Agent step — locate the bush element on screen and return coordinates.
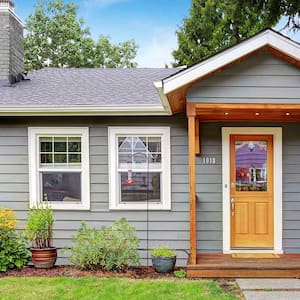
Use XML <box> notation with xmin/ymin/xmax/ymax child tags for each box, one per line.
<box><xmin>151</xmin><ymin>246</ymin><xmax>176</xmax><ymax>257</ymax></box>
<box><xmin>68</xmin><ymin>218</ymin><xmax>140</xmax><ymax>271</ymax></box>
<box><xmin>174</xmin><ymin>269</ymin><xmax>187</xmax><ymax>278</ymax></box>
<box><xmin>0</xmin><ymin>207</ymin><xmax>30</xmax><ymax>272</ymax></box>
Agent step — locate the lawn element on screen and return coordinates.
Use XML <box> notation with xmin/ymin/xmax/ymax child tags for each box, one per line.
<box><xmin>0</xmin><ymin>277</ymin><xmax>238</xmax><ymax>300</ymax></box>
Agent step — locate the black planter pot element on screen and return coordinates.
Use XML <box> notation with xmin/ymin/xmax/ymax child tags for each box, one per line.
<box><xmin>151</xmin><ymin>255</ymin><xmax>176</xmax><ymax>273</ymax></box>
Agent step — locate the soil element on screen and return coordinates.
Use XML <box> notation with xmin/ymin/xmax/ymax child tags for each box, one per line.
<box><xmin>0</xmin><ymin>266</ymin><xmax>243</xmax><ymax>298</ymax></box>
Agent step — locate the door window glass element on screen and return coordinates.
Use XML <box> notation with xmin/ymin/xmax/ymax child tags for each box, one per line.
<box><xmin>235</xmin><ymin>141</ymin><xmax>267</xmax><ymax>191</ymax></box>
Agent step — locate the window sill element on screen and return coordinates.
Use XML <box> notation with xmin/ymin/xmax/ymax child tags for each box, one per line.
<box><xmin>109</xmin><ymin>202</ymin><xmax>171</xmax><ymax>210</ymax></box>
<box><xmin>30</xmin><ymin>202</ymin><xmax>90</xmax><ymax>211</ymax></box>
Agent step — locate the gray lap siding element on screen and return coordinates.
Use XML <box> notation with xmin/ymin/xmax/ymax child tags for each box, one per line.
<box><xmin>1</xmin><ymin>116</ymin><xmax>300</xmax><ymax>265</ymax></box>
<box><xmin>0</xmin><ymin>115</ymin><xmax>190</xmax><ymax>265</ymax></box>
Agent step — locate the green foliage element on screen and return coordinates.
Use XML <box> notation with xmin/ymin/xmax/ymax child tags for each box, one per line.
<box><xmin>239</xmin><ymin>0</ymin><xmax>300</xmax><ymax>32</ymax></box>
<box><xmin>24</xmin><ymin>0</ymin><xmax>138</xmax><ymax>71</ymax></box>
<box><xmin>0</xmin><ymin>207</ymin><xmax>30</xmax><ymax>272</ymax></box>
<box><xmin>172</xmin><ymin>0</ymin><xmax>281</xmax><ymax>66</ymax></box>
<box><xmin>94</xmin><ymin>36</ymin><xmax>138</xmax><ymax>68</ymax></box>
<box><xmin>68</xmin><ymin>218</ymin><xmax>140</xmax><ymax>271</ymax></box>
<box><xmin>25</xmin><ymin>204</ymin><xmax>54</xmax><ymax>248</ymax></box>
<box><xmin>174</xmin><ymin>269</ymin><xmax>187</xmax><ymax>278</ymax></box>
<box><xmin>151</xmin><ymin>246</ymin><xmax>176</xmax><ymax>257</ymax></box>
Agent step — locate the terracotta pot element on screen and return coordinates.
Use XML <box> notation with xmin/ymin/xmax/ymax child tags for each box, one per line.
<box><xmin>31</xmin><ymin>247</ymin><xmax>57</xmax><ymax>269</ymax></box>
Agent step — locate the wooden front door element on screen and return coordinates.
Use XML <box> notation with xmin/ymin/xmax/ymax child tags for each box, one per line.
<box><xmin>230</xmin><ymin>135</ymin><xmax>274</xmax><ymax>248</ymax></box>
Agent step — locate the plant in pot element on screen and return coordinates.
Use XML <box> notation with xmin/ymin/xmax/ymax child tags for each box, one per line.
<box><xmin>25</xmin><ymin>203</ymin><xmax>57</xmax><ymax>268</ymax></box>
<box><xmin>151</xmin><ymin>246</ymin><xmax>176</xmax><ymax>273</ymax></box>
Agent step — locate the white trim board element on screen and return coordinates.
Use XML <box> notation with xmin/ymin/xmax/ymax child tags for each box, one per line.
<box><xmin>221</xmin><ymin>127</ymin><xmax>282</xmax><ymax>254</ymax></box>
<box><xmin>0</xmin><ymin>105</ymin><xmax>171</xmax><ymax>116</ymax></box>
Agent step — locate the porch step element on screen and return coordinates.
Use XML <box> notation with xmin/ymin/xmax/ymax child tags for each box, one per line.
<box><xmin>187</xmin><ymin>254</ymin><xmax>300</xmax><ymax>278</ymax></box>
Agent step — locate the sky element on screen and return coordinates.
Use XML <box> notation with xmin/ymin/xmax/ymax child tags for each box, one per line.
<box><xmin>13</xmin><ymin>0</ymin><xmax>300</xmax><ymax>68</ymax></box>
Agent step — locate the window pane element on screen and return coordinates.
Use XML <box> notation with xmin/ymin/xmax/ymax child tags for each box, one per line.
<box><xmin>40</xmin><ymin>137</ymin><xmax>52</xmax><ymax>152</ymax></box>
<box><xmin>119</xmin><ymin>137</ymin><xmax>132</xmax><ymax>152</ymax></box>
<box><xmin>148</xmin><ymin>137</ymin><xmax>161</xmax><ymax>152</ymax></box>
<box><xmin>120</xmin><ymin>172</ymin><xmax>160</xmax><ymax>203</ymax></box>
<box><xmin>119</xmin><ymin>153</ymin><xmax>132</xmax><ymax>168</ymax></box>
<box><xmin>133</xmin><ymin>137</ymin><xmax>146</xmax><ymax>151</ymax></box>
<box><xmin>69</xmin><ymin>154</ymin><xmax>81</xmax><ymax>163</ymax></box>
<box><xmin>149</xmin><ymin>153</ymin><xmax>161</xmax><ymax>164</ymax></box>
<box><xmin>68</xmin><ymin>137</ymin><xmax>81</xmax><ymax>152</ymax></box>
<box><xmin>54</xmin><ymin>137</ymin><xmax>67</xmax><ymax>152</ymax></box>
<box><xmin>42</xmin><ymin>172</ymin><xmax>81</xmax><ymax>202</ymax></box>
<box><xmin>40</xmin><ymin>154</ymin><xmax>52</xmax><ymax>164</ymax></box>
<box><xmin>54</xmin><ymin>154</ymin><xmax>67</xmax><ymax>163</ymax></box>
<box><xmin>235</xmin><ymin>141</ymin><xmax>267</xmax><ymax>191</ymax></box>
<box><xmin>133</xmin><ymin>152</ymin><xmax>147</xmax><ymax>165</ymax></box>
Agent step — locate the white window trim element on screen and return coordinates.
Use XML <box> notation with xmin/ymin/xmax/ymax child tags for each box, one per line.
<box><xmin>108</xmin><ymin>126</ymin><xmax>171</xmax><ymax>210</ymax></box>
<box><xmin>222</xmin><ymin>127</ymin><xmax>282</xmax><ymax>254</ymax></box>
<box><xmin>28</xmin><ymin>127</ymin><xmax>90</xmax><ymax>210</ymax></box>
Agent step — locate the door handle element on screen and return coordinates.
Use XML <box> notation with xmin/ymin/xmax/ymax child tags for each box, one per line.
<box><xmin>231</xmin><ymin>198</ymin><xmax>235</xmax><ymax>216</ymax></box>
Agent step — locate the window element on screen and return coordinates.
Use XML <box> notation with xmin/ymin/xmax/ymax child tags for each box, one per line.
<box><xmin>28</xmin><ymin>127</ymin><xmax>90</xmax><ymax>210</ymax></box>
<box><xmin>109</xmin><ymin>127</ymin><xmax>171</xmax><ymax>210</ymax></box>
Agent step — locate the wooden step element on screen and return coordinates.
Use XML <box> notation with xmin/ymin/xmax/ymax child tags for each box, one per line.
<box><xmin>187</xmin><ymin>254</ymin><xmax>300</xmax><ymax>278</ymax></box>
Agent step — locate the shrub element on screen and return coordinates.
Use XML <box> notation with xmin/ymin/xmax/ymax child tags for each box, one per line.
<box><xmin>0</xmin><ymin>207</ymin><xmax>30</xmax><ymax>272</ymax></box>
<box><xmin>25</xmin><ymin>203</ymin><xmax>54</xmax><ymax>248</ymax></box>
<box><xmin>174</xmin><ymin>269</ymin><xmax>187</xmax><ymax>278</ymax></box>
<box><xmin>151</xmin><ymin>246</ymin><xmax>176</xmax><ymax>257</ymax></box>
<box><xmin>68</xmin><ymin>218</ymin><xmax>140</xmax><ymax>271</ymax></box>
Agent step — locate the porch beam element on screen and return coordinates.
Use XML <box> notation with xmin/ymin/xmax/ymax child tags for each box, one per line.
<box><xmin>195</xmin><ymin>118</ymin><xmax>200</xmax><ymax>155</ymax></box>
<box><xmin>187</xmin><ymin>103</ymin><xmax>197</xmax><ymax>264</ymax></box>
<box><xmin>194</xmin><ymin>103</ymin><xmax>300</xmax><ymax>122</ymax></box>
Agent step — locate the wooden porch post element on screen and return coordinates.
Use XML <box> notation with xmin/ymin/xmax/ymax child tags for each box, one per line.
<box><xmin>187</xmin><ymin>103</ymin><xmax>197</xmax><ymax>265</ymax></box>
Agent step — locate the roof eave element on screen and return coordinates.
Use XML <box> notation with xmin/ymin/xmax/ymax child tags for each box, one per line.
<box><xmin>153</xmin><ymin>81</ymin><xmax>172</xmax><ymax>115</ymax></box>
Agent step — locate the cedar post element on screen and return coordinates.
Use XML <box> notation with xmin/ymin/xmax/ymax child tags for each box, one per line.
<box><xmin>187</xmin><ymin>103</ymin><xmax>197</xmax><ymax>264</ymax></box>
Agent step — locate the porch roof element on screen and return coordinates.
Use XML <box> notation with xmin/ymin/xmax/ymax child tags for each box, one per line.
<box><xmin>161</xmin><ymin>29</ymin><xmax>300</xmax><ymax>115</ymax></box>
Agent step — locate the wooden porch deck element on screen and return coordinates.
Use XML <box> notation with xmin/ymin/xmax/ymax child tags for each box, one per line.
<box><xmin>187</xmin><ymin>254</ymin><xmax>300</xmax><ymax>278</ymax></box>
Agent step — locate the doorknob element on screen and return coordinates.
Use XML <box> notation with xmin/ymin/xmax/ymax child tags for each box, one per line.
<box><xmin>231</xmin><ymin>198</ymin><xmax>235</xmax><ymax>216</ymax></box>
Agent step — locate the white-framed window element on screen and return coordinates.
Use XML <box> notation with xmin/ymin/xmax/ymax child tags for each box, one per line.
<box><xmin>108</xmin><ymin>127</ymin><xmax>171</xmax><ymax>210</ymax></box>
<box><xmin>28</xmin><ymin>127</ymin><xmax>90</xmax><ymax>210</ymax></box>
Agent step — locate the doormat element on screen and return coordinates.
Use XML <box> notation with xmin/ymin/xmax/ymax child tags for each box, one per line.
<box><xmin>232</xmin><ymin>253</ymin><xmax>280</xmax><ymax>258</ymax></box>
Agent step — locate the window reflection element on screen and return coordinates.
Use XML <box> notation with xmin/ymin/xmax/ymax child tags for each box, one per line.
<box><xmin>235</xmin><ymin>141</ymin><xmax>267</xmax><ymax>191</ymax></box>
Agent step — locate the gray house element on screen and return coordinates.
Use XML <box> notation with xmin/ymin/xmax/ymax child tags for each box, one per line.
<box><xmin>2</xmin><ymin>1</ymin><xmax>300</xmax><ymax>277</ymax></box>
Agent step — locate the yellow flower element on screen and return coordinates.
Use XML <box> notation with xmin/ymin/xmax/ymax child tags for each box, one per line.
<box><xmin>0</xmin><ymin>206</ymin><xmax>18</xmax><ymax>230</ymax></box>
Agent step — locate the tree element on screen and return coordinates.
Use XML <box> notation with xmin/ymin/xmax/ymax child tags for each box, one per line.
<box><xmin>24</xmin><ymin>0</ymin><xmax>138</xmax><ymax>71</ymax></box>
<box><xmin>239</xmin><ymin>0</ymin><xmax>300</xmax><ymax>31</ymax></box>
<box><xmin>172</xmin><ymin>0</ymin><xmax>298</xmax><ymax>66</ymax></box>
<box><xmin>94</xmin><ymin>36</ymin><xmax>138</xmax><ymax>68</ymax></box>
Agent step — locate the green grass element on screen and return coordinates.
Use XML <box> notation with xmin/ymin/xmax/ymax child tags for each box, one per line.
<box><xmin>0</xmin><ymin>277</ymin><xmax>238</xmax><ymax>300</ymax></box>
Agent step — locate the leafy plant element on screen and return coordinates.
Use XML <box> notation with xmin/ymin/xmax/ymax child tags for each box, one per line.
<box><xmin>174</xmin><ymin>269</ymin><xmax>187</xmax><ymax>278</ymax></box>
<box><xmin>25</xmin><ymin>203</ymin><xmax>54</xmax><ymax>248</ymax></box>
<box><xmin>0</xmin><ymin>207</ymin><xmax>30</xmax><ymax>272</ymax></box>
<box><xmin>151</xmin><ymin>246</ymin><xmax>176</xmax><ymax>257</ymax></box>
<box><xmin>68</xmin><ymin>218</ymin><xmax>140</xmax><ymax>271</ymax></box>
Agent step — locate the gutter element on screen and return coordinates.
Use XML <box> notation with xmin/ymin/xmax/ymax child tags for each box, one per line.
<box><xmin>0</xmin><ymin>105</ymin><xmax>171</xmax><ymax>116</ymax></box>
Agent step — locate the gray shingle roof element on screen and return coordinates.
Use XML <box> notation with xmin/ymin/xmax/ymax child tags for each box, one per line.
<box><xmin>0</xmin><ymin>68</ymin><xmax>180</xmax><ymax>107</ymax></box>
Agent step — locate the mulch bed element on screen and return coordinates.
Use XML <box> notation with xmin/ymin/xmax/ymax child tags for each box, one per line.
<box><xmin>0</xmin><ymin>265</ymin><xmax>243</xmax><ymax>298</ymax></box>
<box><xmin>1</xmin><ymin>265</ymin><xmax>176</xmax><ymax>279</ymax></box>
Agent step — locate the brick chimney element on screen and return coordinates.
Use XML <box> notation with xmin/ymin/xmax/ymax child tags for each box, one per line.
<box><xmin>0</xmin><ymin>0</ymin><xmax>24</xmax><ymax>82</ymax></box>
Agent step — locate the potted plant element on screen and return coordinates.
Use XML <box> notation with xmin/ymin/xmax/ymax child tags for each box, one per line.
<box><xmin>25</xmin><ymin>203</ymin><xmax>57</xmax><ymax>268</ymax></box>
<box><xmin>151</xmin><ymin>246</ymin><xmax>176</xmax><ymax>273</ymax></box>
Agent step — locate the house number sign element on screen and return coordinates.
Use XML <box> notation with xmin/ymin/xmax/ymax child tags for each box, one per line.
<box><xmin>200</xmin><ymin>157</ymin><xmax>216</xmax><ymax>164</ymax></box>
